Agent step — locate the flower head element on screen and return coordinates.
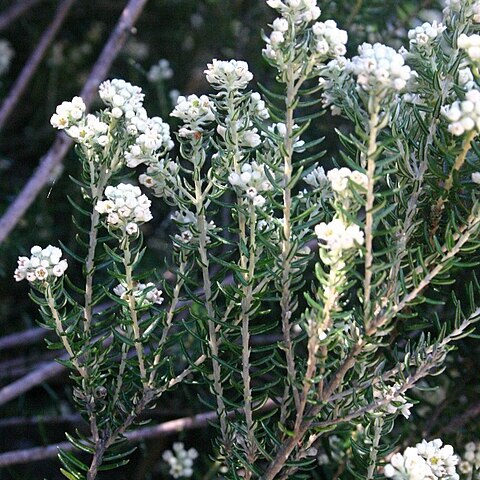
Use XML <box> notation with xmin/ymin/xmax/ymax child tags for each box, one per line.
<box><xmin>14</xmin><ymin>246</ymin><xmax>68</xmax><ymax>283</ymax></box>
<box><xmin>205</xmin><ymin>59</ymin><xmax>253</xmax><ymax>91</ymax></box>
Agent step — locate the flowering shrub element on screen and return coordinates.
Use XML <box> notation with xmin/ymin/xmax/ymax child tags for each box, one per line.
<box><xmin>13</xmin><ymin>0</ymin><xmax>480</xmax><ymax>478</ymax></box>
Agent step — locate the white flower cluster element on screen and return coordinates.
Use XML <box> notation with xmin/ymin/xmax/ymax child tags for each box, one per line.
<box><xmin>304</xmin><ymin>165</ymin><xmax>328</xmax><ymax>189</ymax></box>
<box><xmin>98</xmin><ymin>78</ymin><xmax>144</xmax><ymax>117</ymax></box>
<box><xmin>50</xmin><ymin>96</ymin><xmax>87</xmax><ymax>130</ymax></box>
<box><xmin>385</xmin><ymin>439</ymin><xmax>459</xmax><ymax>480</ymax></box>
<box><xmin>458</xmin><ymin>66</ymin><xmax>476</xmax><ymax>91</ymax></box>
<box><xmin>315</xmin><ymin>218</ymin><xmax>364</xmax><ymax>257</ymax></box>
<box><xmin>327</xmin><ymin>167</ymin><xmax>368</xmax><ymax>198</ymax></box>
<box><xmin>205</xmin><ymin>59</ymin><xmax>253</xmax><ymax>91</ymax></box>
<box><xmin>162</xmin><ymin>442</ymin><xmax>198</xmax><ymax>479</ymax></box>
<box><xmin>139</xmin><ymin>159</ymin><xmax>180</xmax><ymax>198</ymax></box>
<box><xmin>408</xmin><ymin>22</ymin><xmax>446</xmax><ymax>48</ymax></box>
<box><xmin>311</xmin><ymin>20</ymin><xmax>348</xmax><ymax>58</ymax></box>
<box><xmin>458</xmin><ymin>33</ymin><xmax>480</xmax><ymax>63</ymax></box>
<box><xmin>347</xmin><ymin>43</ymin><xmax>413</xmax><ymax>94</ymax></box>
<box><xmin>51</xmin><ymin>80</ymin><xmax>173</xmax><ymax>162</ymax></box>
<box><xmin>442</xmin><ymin>89</ymin><xmax>480</xmax><ymax>136</ymax></box>
<box><xmin>172</xmin><ymin>210</ymin><xmax>197</xmax><ymax>244</ymax></box>
<box><xmin>373</xmin><ymin>383</ymin><xmax>413</xmax><ymax>419</ymax></box>
<box><xmin>458</xmin><ymin>441</ymin><xmax>480</xmax><ymax>477</ymax></box>
<box><xmin>170</xmin><ymin>94</ymin><xmax>215</xmax><ymax>137</ymax></box>
<box><xmin>113</xmin><ymin>281</ymin><xmax>164</xmax><ymax>307</ymax></box>
<box><xmin>318</xmin><ymin>56</ymin><xmax>348</xmax><ymax>116</ymax></box>
<box><xmin>14</xmin><ymin>246</ymin><xmax>68</xmax><ymax>283</ymax></box>
<box><xmin>0</xmin><ymin>39</ymin><xmax>14</xmax><ymax>76</ymax></box>
<box><xmin>95</xmin><ymin>183</ymin><xmax>152</xmax><ymax>235</ymax></box>
<box><xmin>147</xmin><ymin>59</ymin><xmax>174</xmax><ymax>82</ymax></box>
<box><xmin>124</xmin><ymin>116</ymin><xmax>173</xmax><ymax>167</ymax></box>
<box><xmin>266</xmin><ymin>0</ymin><xmax>321</xmax><ymax>24</ymax></box>
<box><xmin>251</xmin><ymin>92</ymin><xmax>270</xmax><ymax>120</ymax></box>
<box><xmin>228</xmin><ymin>161</ymin><xmax>273</xmax><ymax>207</ymax></box>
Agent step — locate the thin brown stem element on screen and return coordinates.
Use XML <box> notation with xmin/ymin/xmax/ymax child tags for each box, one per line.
<box><xmin>0</xmin><ymin>0</ymin><xmax>76</xmax><ymax>131</ymax></box>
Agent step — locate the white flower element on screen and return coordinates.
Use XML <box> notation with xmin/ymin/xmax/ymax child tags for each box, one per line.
<box><xmin>0</xmin><ymin>40</ymin><xmax>14</xmax><ymax>76</ymax></box>
<box><xmin>95</xmin><ymin>183</ymin><xmax>152</xmax><ymax>233</ymax></box>
<box><xmin>347</xmin><ymin>43</ymin><xmax>413</xmax><ymax>95</ymax></box>
<box><xmin>147</xmin><ymin>59</ymin><xmax>174</xmax><ymax>82</ymax></box>
<box><xmin>114</xmin><ymin>281</ymin><xmax>164</xmax><ymax>307</ymax></box>
<box><xmin>408</xmin><ymin>22</ymin><xmax>445</xmax><ymax>48</ymax></box>
<box><xmin>171</xmin><ymin>94</ymin><xmax>215</xmax><ymax>136</ymax></box>
<box><xmin>315</xmin><ymin>218</ymin><xmax>364</xmax><ymax>255</ymax></box>
<box><xmin>14</xmin><ymin>246</ymin><xmax>68</xmax><ymax>283</ymax></box>
<box><xmin>204</xmin><ymin>59</ymin><xmax>253</xmax><ymax>91</ymax></box>
<box><xmin>326</xmin><ymin>167</ymin><xmax>368</xmax><ymax>199</ymax></box>
<box><xmin>385</xmin><ymin>439</ymin><xmax>459</xmax><ymax>480</ymax></box>
<box><xmin>162</xmin><ymin>443</ymin><xmax>198</xmax><ymax>479</ymax></box>
<box><xmin>311</xmin><ymin>20</ymin><xmax>348</xmax><ymax>58</ymax></box>
<box><xmin>442</xmin><ymin>89</ymin><xmax>480</xmax><ymax>136</ymax></box>
<box><xmin>373</xmin><ymin>383</ymin><xmax>414</xmax><ymax>419</ymax></box>
<box><xmin>228</xmin><ymin>161</ymin><xmax>273</xmax><ymax>207</ymax></box>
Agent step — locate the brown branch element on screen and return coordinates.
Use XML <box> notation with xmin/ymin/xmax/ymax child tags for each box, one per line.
<box><xmin>0</xmin><ymin>400</ymin><xmax>277</xmax><ymax>467</ymax></box>
<box><xmin>0</xmin><ymin>0</ymin><xmax>45</xmax><ymax>32</ymax></box>
<box><xmin>0</xmin><ymin>0</ymin><xmax>76</xmax><ymax>131</ymax></box>
<box><xmin>0</xmin><ymin>0</ymin><xmax>150</xmax><ymax>245</ymax></box>
<box><xmin>0</xmin><ymin>327</ymin><xmax>45</xmax><ymax>351</ymax></box>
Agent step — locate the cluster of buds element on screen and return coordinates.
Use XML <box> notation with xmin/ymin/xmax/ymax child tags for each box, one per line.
<box><xmin>95</xmin><ymin>183</ymin><xmax>153</xmax><ymax>236</ymax></box>
<box><xmin>347</xmin><ymin>43</ymin><xmax>413</xmax><ymax>95</ymax></box>
<box><xmin>442</xmin><ymin>89</ymin><xmax>480</xmax><ymax>136</ymax></box>
<box><xmin>458</xmin><ymin>441</ymin><xmax>480</xmax><ymax>477</ymax></box>
<box><xmin>14</xmin><ymin>246</ymin><xmax>68</xmax><ymax>283</ymax></box>
<box><xmin>458</xmin><ymin>33</ymin><xmax>480</xmax><ymax>62</ymax></box>
<box><xmin>204</xmin><ymin>59</ymin><xmax>253</xmax><ymax>92</ymax></box>
<box><xmin>311</xmin><ymin>20</ymin><xmax>348</xmax><ymax>58</ymax></box>
<box><xmin>170</xmin><ymin>94</ymin><xmax>215</xmax><ymax>137</ymax></box>
<box><xmin>266</xmin><ymin>0</ymin><xmax>321</xmax><ymax>24</ymax></box>
<box><xmin>162</xmin><ymin>442</ymin><xmax>198</xmax><ymax>479</ymax></box>
<box><xmin>113</xmin><ymin>281</ymin><xmax>164</xmax><ymax>307</ymax></box>
<box><xmin>51</xmin><ymin>80</ymin><xmax>173</xmax><ymax>164</ymax></box>
<box><xmin>384</xmin><ymin>439</ymin><xmax>459</xmax><ymax>480</ymax></box>
<box><xmin>147</xmin><ymin>59</ymin><xmax>174</xmax><ymax>82</ymax></box>
<box><xmin>408</xmin><ymin>21</ymin><xmax>446</xmax><ymax>48</ymax></box>
<box><xmin>228</xmin><ymin>161</ymin><xmax>273</xmax><ymax>207</ymax></box>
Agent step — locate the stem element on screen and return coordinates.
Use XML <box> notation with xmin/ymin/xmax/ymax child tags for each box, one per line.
<box><xmin>192</xmin><ymin>141</ymin><xmax>230</xmax><ymax>449</ymax></box>
<box><xmin>366</xmin><ymin>417</ymin><xmax>384</xmax><ymax>480</ymax></box>
<box><xmin>149</xmin><ymin>261</ymin><xmax>187</xmax><ymax>386</ymax></box>
<box><xmin>241</xmin><ymin>203</ymin><xmax>257</xmax><ymax>475</ymax></box>
<box><xmin>280</xmin><ymin>65</ymin><xmax>301</xmax><ymax>413</ymax></box>
<box><xmin>430</xmin><ymin>131</ymin><xmax>476</xmax><ymax>239</ymax></box>
<box><xmin>45</xmin><ymin>285</ymin><xmax>87</xmax><ymax>379</ymax></box>
<box><xmin>363</xmin><ymin>103</ymin><xmax>381</xmax><ymax>329</ymax></box>
<box><xmin>122</xmin><ymin>240</ymin><xmax>147</xmax><ymax>384</ymax></box>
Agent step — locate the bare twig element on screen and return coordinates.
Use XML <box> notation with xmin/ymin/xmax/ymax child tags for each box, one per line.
<box><xmin>0</xmin><ymin>400</ymin><xmax>277</xmax><ymax>468</ymax></box>
<box><xmin>0</xmin><ymin>327</ymin><xmax>45</xmax><ymax>351</ymax></box>
<box><xmin>0</xmin><ymin>0</ymin><xmax>150</xmax><ymax>245</ymax></box>
<box><xmin>0</xmin><ymin>0</ymin><xmax>76</xmax><ymax>131</ymax></box>
<box><xmin>0</xmin><ymin>0</ymin><xmax>44</xmax><ymax>32</ymax></box>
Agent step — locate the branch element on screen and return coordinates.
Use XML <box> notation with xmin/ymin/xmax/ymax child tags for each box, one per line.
<box><xmin>0</xmin><ymin>0</ymin><xmax>150</xmax><ymax>245</ymax></box>
<box><xmin>0</xmin><ymin>0</ymin><xmax>44</xmax><ymax>32</ymax></box>
<box><xmin>0</xmin><ymin>400</ymin><xmax>277</xmax><ymax>468</ymax></box>
<box><xmin>0</xmin><ymin>0</ymin><xmax>76</xmax><ymax>131</ymax></box>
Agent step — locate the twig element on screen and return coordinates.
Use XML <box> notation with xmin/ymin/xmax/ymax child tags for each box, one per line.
<box><xmin>0</xmin><ymin>327</ymin><xmax>45</xmax><ymax>351</ymax></box>
<box><xmin>0</xmin><ymin>0</ymin><xmax>44</xmax><ymax>32</ymax></box>
<box><xmin>0</xmin><ymin>0</ymin><xmax>76</xmax><ymax>131</ymax></box>
<box><xmin>0</xmin><ymin>399</ymin><xmax>277</xmax><ymax>468</ymax></box>
<box><xmin>0</xmin><ymin>0</ymin><xmax>150</xmax><ymax>245</ymax></box>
